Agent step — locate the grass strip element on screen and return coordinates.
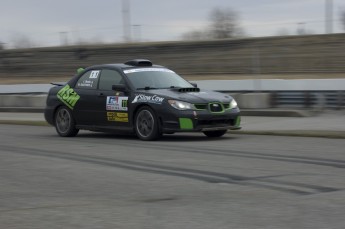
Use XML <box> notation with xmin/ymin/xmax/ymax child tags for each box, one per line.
<box><xmin>0</xmin><ymin>120</ymin><xmax>49</xmax><ymax>126</ymax></box>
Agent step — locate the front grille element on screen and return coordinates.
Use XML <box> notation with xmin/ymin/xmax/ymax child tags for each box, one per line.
<box><xmin>194</xmin><ymin>104</ymin><xmax>208</xmax><ymax>110</ymax></box>
<box><xmin>223</xmin><ymin>103</ymin><xmax>230</xmax><ymax>109</ymax></box>
<box><xmin>209</xmin><ymin>103</ymin><xmax>223</xmax><ymax>112</ymax></box>
<box><xmin>194</xmin><ymin>103</ymin><xmax>229</xmax><ymax>111</ymax></box>
<box><xmin>198</xmin><ymin>119</ymin><xmax>234</xmax><ymax>126</ymax></box>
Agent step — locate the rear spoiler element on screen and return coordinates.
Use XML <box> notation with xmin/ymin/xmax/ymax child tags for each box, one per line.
<box><xmin>51</xmin><ymin>82</ymin><xmax>66</xmax><ymax>86</ymax></box>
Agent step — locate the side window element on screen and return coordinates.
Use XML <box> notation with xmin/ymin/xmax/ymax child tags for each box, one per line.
<box><xmin>75</xmin><ymin>70</ymin><xmax>100</xmax><ymax>89</ymax></box>
<box><xmin>99</xmin><ymin>69</ymin><xmax>124</xmax><ymax>91</ymax></box>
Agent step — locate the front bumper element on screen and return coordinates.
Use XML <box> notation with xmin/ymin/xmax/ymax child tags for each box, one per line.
<box><xmin>160</xmin><ymin>107</ymin><xmax>241</xmax><ymax>133</ymax></box>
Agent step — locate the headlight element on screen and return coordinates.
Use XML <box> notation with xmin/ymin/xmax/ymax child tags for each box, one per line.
<box><xmin>168</xmin><ymin>100</ymin><xmax>195</xmax><ymax>110</ymax></box>
<box><xmin>229</xmin><ymin>99</ymin><xmax>238</xmax><ymax>109</ymax></box>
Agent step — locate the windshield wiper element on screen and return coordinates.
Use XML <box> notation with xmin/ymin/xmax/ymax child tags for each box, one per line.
<box><xmin>136</xmin><ymin>86</ymin><xmax>158</xmax><ymax>90</ymax></box>
<box><xmin>157</xmin><ymin>86</ymin><xmax>181</xmax><ymax>89</ymax></box>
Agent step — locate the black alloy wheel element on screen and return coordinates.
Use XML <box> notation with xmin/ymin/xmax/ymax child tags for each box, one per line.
<box><xmin>55</xmin><ymin>106</ymin><xmax>79</xmax><ymax>137</ymax></box>
<box><xmin>134</xmin><ymin>106</ymin><xmax>161</xmax><ymax>140</ymax></box>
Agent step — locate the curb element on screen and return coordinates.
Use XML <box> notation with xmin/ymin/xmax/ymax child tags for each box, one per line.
<box><xmin>0</xmin><ymin>120</ymin><xmax>49</xmax><ymax>126</ymax></box>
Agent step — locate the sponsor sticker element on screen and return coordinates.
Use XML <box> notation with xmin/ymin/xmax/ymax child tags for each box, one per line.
<box><xmin>107</xmin><ymin>112</ymin><xmax>128</xmax><ymax>122</ymax></box>
<box><xmin>106</xmin><ymin>96</ymin><xmax>128</xmax><ymax>111</ymax></box>
<box><xmin>132</xmin><ymin>94</ymin><xmax>164</xmax><ymax>104</ymax></box>
<box><xmin>124</xmin><ymin>68</ymin><xmax>174</xmax><ymax>74</ymax></box>
<box><xmin>77</xmin><ymin>79</ymin><xmax>95</xmax><ymax>88</ymax></box>
<box><xmin>57</xmin><ymin>85</ymin><xmax>80</xmax><ymax>109</ymax></box>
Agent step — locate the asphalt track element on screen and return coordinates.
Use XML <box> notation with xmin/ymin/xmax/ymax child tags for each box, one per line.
<box><xmin>1</xmin><ymin>125</ymin><xmax>345</xmax><ymax>229</ymax></box>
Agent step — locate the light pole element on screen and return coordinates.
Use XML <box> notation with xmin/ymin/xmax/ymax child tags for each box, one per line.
<box><xmin>122</xmin><ymin>0</ymin><xmax>131</xmax><ymax>42</ymax></box>
<box><xmin>297</xmin><ymin>22</ymin><xmax>306</xmax><ymax>35</ymax></box>
<box><xmin>132</xmin><ymin>25</ymin><xmax>142</xmax><ymax>42</ymax></box>
<box><xmin>59</xmin><ymin>32</ymin><xmax>68</xmax><ymax>46</ymax></box>
<box><xmin>325</xmin><ymin>0</ymin><xmax>333</xmax><ymax>34</ymax></box>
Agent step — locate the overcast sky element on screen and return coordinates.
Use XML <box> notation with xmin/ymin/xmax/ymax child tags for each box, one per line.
<box><xmin>1</xmin><ymin>0</ymin><xmax>344</xmax><ymax>48</ymax></box>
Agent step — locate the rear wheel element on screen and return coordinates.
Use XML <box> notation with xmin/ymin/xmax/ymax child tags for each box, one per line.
<box><xmin>134</xmin><ymin>106</ymin><xmax>161</xmax><ymax>141</ymax></box>
<box><xmin>203</xmin><ymin>130</ymin><xmax>227</xmax><ymax>138</ymax></box>
<box><xmin>55</xmin><ymin>106</ymin><xmax>79</xmax><ymax>137</ymax></box>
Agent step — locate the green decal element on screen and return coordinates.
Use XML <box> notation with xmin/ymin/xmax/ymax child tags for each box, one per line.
<box><xmin>77</xmin><ymin>68</ymin><xmax>85</xmax><ymax>74</ymax></box>
<box><xmin>179</xmin><ymin>118</ymin><xmax>194</xmax><ymax>130</ymax></box>
<box><xmin>235</xmin><ymin>116</ymin><xmax>241</xmax><ymax>127</ymax></box>
<box><xmin>57</xmin><ymin>85</ymin><xmax>80</xmax><ymax>109</ymax></box>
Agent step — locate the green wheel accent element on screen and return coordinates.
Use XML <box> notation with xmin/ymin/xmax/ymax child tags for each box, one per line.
<box><xmin>179</xmin><ymin>118</ymin><xmax>194</xmax><ymax>129</ymax></box>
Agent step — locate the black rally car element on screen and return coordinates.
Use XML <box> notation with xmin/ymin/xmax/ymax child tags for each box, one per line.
<box><xmin>45</xmin><ymin>59</ymin><xmax>241</xmax><ymax>140</ymax></box>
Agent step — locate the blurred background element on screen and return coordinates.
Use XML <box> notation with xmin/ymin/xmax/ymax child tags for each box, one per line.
<box><xmin>1</xmin><ymin>0</ymin><xmax>345</xmax><ymax>48</ymax></box>
<box><xmin>0</xmin><ymin>1</ymin><xmax>345</xmax><ymax>111</ymax></box>
<box><xmin>1</xmin><ymin>0</ymin><xmax>345</xmax><ymax>81</ymax></box>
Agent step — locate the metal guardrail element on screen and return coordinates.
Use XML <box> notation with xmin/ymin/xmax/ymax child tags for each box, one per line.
<box><xmin>0</xmin><ymin>83</ymin><xmax>344</xmax><ymax>110</ymax></box>
<box><xmin>195</xmin><ymin>79</ymin><xmax>345</xmax><ymax>110</ymax></box>
<box><xmin>255</xmin><ymin>91</ymin><xmax>344</xmax><ymax>109</ymax></box>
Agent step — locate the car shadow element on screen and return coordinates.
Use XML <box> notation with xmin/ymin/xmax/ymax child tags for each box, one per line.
<box><xmin>75</xmin><ymin>131</ymin><xmax>239</xmax><ymax>142</ymax></box>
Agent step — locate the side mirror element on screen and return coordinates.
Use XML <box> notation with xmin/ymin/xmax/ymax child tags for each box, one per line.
<box><xmin>112</xmin><ymin>84</ymin><xmax>127</xmax><ymax>91</ymax></box>
<box><xmin>190</xmin><ymin>82</ymin><xmax>198</xmax><ymax>88</ymax></box>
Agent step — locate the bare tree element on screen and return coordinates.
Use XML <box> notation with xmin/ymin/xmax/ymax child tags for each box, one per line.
<box><xmin>182</xmin><ymin>7</ymin><xmax>242</xmax><ymax>41</ymax></box>
<box><xmin>11</xmin><ymin>33</ymin><xmax>35</xmax><ymax>49</ymax></box>
<box><xmin>209</xmin><ymin>7</ymin><xmax>240</xmax><ymax>39</ymax></box>
<box><xmin>182</xmin><ymin>30</ymin><xmax>210</xmax><ymax>41</ymax></box>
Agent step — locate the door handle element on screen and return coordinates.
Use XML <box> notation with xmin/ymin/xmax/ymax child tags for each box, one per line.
<box><xmin>98</xmin><ymin>93</ymin><xmax>105</xmax><ymax>97</ymax></box>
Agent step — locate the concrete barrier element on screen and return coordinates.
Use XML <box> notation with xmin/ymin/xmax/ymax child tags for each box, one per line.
<box><xmin>0</xmin><ymin>93</ymin><xmax>273</xmax><ymax>110</ymax></box>
<box><xmin>0</xmin><ymin>93</ymin><xmax>313</xmax><ymax>116</ymax></box>
<box><xmin>235</xmin><ymin>93</ymin><xmax>272</xmax><ymax>109</ymax></box>
<box><xmin>1</xmin><ymin>34</ymin><xmax>345</xmax><ymax>79</ymax></box>
<box><xmin>0</xmin><ymin>94</ymin><xmax>46</xmax><ymax>108</ymax></box>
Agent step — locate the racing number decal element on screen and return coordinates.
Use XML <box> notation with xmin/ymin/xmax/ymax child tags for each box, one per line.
<box><xmin>57</xmin><ymin>85</ymin><xmax>80</xmax><ymax>109</ymax></box>
<box><xmin>89</xmin><ymin>70</ymin><xmax>100</xmax><ymax>79</ymax></box>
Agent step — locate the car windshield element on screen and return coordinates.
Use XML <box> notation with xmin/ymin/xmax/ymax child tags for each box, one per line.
<box><xmin>123</xmin><ymin>68</ymin><xmax>192</xmax><ymax>89</ymax></box>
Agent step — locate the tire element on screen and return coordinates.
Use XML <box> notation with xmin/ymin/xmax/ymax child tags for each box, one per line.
<box><xmin>54</xmin><ymin>106</ymin><xmax>79</xmax><ymax>137</ymax></box>
<box><xmin>134</xmin><ymin>106</ymin><xmax>161</xmax><ymax>141</ymax></box>
<box><xmin>203</xmin><ymin>130</ymin><xmax>227</xmax><ymax>138</ymax></box>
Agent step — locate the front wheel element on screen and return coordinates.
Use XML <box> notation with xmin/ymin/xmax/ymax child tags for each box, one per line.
<box><xmin>134</xmin><ymin>106</ymin><xmax>161</xmax><ymax>141</ymax></box>
<box><xmin>203</xmin><ymin>130</ymin><xmax>227</xmax><ymax>138</ymax></box>
<box><xmin>54</xmin><ymin>106</ymin><xmax>79</xmax><ymax>137</ymax></box>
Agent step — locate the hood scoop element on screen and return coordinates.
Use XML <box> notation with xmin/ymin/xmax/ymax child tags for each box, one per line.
<box><xmin>177</xmin><ymin>87</ymin><xmax>200</xmax><ymax>93</ymax></box>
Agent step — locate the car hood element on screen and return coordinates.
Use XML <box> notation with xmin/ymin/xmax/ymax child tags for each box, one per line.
<box><xmin>135</xmin><ymin>88</ymin><xmax>232</xmax><ymax>104</ymax></box>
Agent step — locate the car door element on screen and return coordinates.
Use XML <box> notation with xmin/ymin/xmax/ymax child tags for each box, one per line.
<box><xmin>95</xmin><ymin>68</ymin><xmax>131</xmax><ymax>127</ymax></box>
<box><xmin>72</xmin><ymin>69</ymin><xmax>101</xmax><ymax>126</ymax></box>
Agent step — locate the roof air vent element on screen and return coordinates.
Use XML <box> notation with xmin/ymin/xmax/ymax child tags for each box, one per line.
<box><xmin>125</xmin><ymin>59</ymin><xmax>152</xmax><ymax>67</ymax></box>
